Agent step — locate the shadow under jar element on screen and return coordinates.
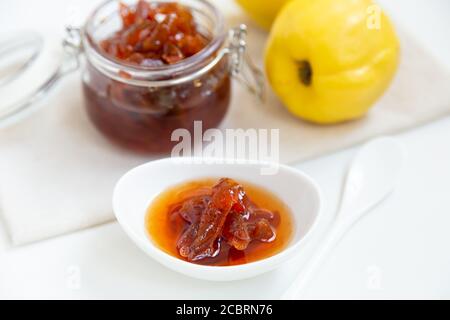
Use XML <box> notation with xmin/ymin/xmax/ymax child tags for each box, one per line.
<box><xmin>81</xmin><ymin>0</ymin><xmax>238</xmax><ymax>154</ymax></box>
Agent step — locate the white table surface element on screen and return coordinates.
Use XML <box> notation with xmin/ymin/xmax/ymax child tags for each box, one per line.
<box><xmin>1</xmin><ymin>0</ymin><xmax>450</xmax><ymax>299</ymax></box>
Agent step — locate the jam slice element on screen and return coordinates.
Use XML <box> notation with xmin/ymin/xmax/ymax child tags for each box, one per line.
<box><xmin>100</xmin><ymin>0</ymin><xmax>208</xmax><ymax>65</ymax></box>
<box><xmin>172</xmin><ymin>178</ymin><xmax>278</xmax><ymax>262</ymax></box>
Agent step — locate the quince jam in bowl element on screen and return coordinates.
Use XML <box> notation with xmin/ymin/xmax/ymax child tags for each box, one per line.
<box><xmin>81</xmin><ymin>0</ymin><xmax>230</xmax><ymax>153</ymax></box>
<box><xmin>146</xmin><ymin>177</ymin><xmax>294</xmax><ymax>266</ymax></box>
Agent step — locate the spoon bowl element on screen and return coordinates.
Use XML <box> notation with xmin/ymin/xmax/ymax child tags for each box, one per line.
<box><xmin>340</xmin><ymin>137</ymin><xmax>405</xmax><ymax>216</ymax></box>
<box><xmin>113</xmin><ymin>157</ymin><xmax>322</xmax><ymax>281</ymax></box>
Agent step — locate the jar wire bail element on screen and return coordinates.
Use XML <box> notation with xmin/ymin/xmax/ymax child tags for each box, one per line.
<box><xmin>228</xmin><ymin>24</ymin><xmax>265</xmax><ymax>101</ymax></box>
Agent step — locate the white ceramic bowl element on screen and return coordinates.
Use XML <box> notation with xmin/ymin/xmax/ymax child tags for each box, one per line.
<box><xmin>113</xmin><ymin>158</ymin><xmax>322</xmax><ymax>281</ymax></box>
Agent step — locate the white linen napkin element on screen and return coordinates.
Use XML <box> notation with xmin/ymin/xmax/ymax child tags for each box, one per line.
<box><xmin>1</xmin><ymin>16</ymin><xmax>450</xmax><ymax>244</ymax></box>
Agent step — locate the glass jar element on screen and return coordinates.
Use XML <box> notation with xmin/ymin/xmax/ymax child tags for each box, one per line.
<box><xmin>78</xmin><ymin>0</ymin><xmax>262</xmax><ymax>154</ymax></box>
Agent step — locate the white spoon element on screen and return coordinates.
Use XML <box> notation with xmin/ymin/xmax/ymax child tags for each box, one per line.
<box><xmin>282</xmin><ymin>137</ymin><xmax>405</xmax><ymax>299</ymax></box>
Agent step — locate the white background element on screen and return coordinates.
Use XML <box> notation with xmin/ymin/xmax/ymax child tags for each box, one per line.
<box><xmin>0</xmin><ymin>0</ymin><xmax>450</xmax><ymax>299</ymax></box>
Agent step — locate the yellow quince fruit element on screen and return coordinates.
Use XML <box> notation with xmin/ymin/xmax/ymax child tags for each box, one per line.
<box><xmin>235</xmin><ymin>0</ymin><xmax>291</xmax><ymax>30</ymax></box>
<box><xmin>265</xmin><ymin>0</ymin><xmax>400</xmax><ymax>124</ymax></box>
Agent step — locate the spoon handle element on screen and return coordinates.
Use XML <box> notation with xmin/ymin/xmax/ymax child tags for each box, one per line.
<box><xmin>281</xmin><ymin>217</ymin><xmax>354</xmax><ymax>299</ymax></box>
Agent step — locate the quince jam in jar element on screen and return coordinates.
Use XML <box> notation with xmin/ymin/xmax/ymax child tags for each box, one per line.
<box><xmin>82</xmin><ymin>0</ymin><xmax>231</xmax><ymax>153</ymax></box>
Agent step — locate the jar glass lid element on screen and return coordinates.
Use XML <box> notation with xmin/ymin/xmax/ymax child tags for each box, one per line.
<box><xmin>0</xmin><ymin>30</ymin><xmax>79</xmax><ymax>129</ymax></box>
